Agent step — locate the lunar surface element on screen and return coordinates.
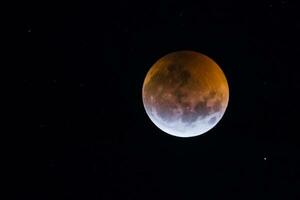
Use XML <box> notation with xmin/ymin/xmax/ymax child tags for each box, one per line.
<box><xmin>142</xmin><ymin>51</ymin><xmax>229</xmax><ymax>137</ymax></box>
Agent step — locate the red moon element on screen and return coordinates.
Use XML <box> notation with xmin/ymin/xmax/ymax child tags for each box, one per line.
<box><xmin>142</xmin><ymin>51</ymin><xmax>229</xmax><ymax>137</ymax></box>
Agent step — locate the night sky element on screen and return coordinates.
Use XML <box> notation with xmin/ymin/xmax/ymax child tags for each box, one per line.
<box><xmin>18</xmin><ymin>0</ymin><xmax>300</xmax><ymax>199</ymax></box>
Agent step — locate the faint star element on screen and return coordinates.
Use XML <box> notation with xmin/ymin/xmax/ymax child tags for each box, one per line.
<box><xmin>281</xmin><ymin>0</ymin><xmax>288</xmax><ymax>7</ymax></box>
<box><xmin>123</xmin><ymin>27</ymin><xmax>129</xmax><ymax>33</ymax></box>
<box><xmin>264</xmin><ymin>157</ymin><xmax>267</xmax><ymax>160</ymax></box>
<box><xmin>28</xmin><ymin>29</ymin><xmax>31</xmax><ymax>33</ymax></box>
<box><xmin>40</xmin><ymin>124</ymin><xmax>47</xmax><ymax>128</ymax></box>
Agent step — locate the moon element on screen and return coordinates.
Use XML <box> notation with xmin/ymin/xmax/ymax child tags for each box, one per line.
<box><xmin>142</xmin><ymin>50</ymin><xmax>229</xmax><ymax>137</ymax></box>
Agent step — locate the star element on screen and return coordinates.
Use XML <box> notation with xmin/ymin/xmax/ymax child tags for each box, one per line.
<box><xmin>40</xmin><ymin>124</ymin><xmax>47</xmax><ymax>128</ymax></box>
<box><xmin>264</xmin><ymin>157</ymin><xmax>267</xmax><ymax>161</ymax></box>
<box><xmin>123</xmin><ymin>27</ymin><xmax>129</xmax><ymax>33</ymax></box>
<box><xmin>281</xmin><ymin>0</ymin><xmax>289</xmax><ymax>8</ymax></box>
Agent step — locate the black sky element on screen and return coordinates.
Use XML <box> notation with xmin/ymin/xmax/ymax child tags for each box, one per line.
<box><xmin>17</xmin><ymin>0</ymin><xmax>300</xmax><ymax>199</ymax></box>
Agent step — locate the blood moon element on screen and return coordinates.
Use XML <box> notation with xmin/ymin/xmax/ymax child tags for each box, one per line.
<box><xmin>142</xmin><ymin>51</ymin><xmax>229</xmax><ymax>137</ymax></box>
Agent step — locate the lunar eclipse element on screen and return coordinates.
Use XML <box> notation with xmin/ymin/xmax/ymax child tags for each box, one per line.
<box><xmin>142</xmin><ymin>51</ymin><xmax>229</xmax><ymax>137</ymax></box>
